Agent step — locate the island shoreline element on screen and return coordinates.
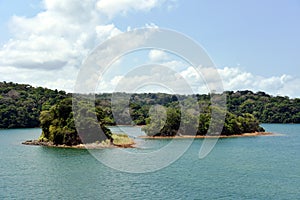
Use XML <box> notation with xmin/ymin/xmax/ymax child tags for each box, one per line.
<box><xmin>22</xmin><ymin>132</ymin><xmax>275</xmax><ymax>149</ymax></box>
<box><xmin>139</xmin><ymin>132</ymin><xmax>274</xmax><ymax>139</ymax></box>
<box><xmin>22</xmin><ymin>140</ymin><xmax>136</xmax><ymax>149</ymax></box>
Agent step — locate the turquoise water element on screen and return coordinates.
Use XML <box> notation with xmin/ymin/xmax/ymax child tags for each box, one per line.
<box><xmin>0</xmin><ymin>124</ymin><xmax>299</xmax><ymax>199</ymax></box>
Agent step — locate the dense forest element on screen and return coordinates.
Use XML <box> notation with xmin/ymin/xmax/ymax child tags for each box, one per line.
<box><xmin>39</xmin><ymin>98</ymin><xmax>112</xmax><ymax>145</ymax></box>
<box><xmin>225</xmin><ymin>90</ymin><xmax>300</xmax><ymax>123</ymax></box>
<box><xmin>1</xmin><ymin>82</ymin><xmax>300</xmax><ymax>142</ymax></box>
<box><xmin>95</xmin><ymin>92</ymin><xmax>300</xmax><ymax>126</ymax></box>
<box><xmin>0</xmin><ymin>82</ymin><xmax>68</xmax><ymax>128</ymax></box>
<box><xmin>95</xmin><ymin>93</ymin><xmax>264</xmax><ymax>136</ymax></box>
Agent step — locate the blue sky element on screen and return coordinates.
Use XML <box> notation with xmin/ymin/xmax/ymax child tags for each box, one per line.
<box><xmin>112</xmin><ymin>0</ymin><xmax>300</xmax><ymax>76</ymax></box>
<box><xmin>0</xmin><ymin>0</ymin><xmax>299</xmax><ymax>97</ymax></box>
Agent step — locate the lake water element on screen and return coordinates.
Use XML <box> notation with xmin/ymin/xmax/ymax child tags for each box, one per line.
<box><xmin>0</xmin><ymin>124</ymin><xmax>299</xmax><ymax>199</ymax></box>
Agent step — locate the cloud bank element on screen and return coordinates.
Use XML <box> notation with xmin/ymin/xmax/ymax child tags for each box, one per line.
<box><xmin>0</xmin><ymin>0</ymin><xmax>299</xmax><ymax>97</ymax></box>
<box><xmin>0</xmin><ymin>0</ymin><xmax>169</xmax><ymax>90</ymax></box>
<box><xmin>97</xmin><ymin>50</ymin><xmax>300</xmax><ymax>98</ymax></box>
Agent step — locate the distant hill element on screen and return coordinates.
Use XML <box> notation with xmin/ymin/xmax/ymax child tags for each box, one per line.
<box><xmin>1</xmin><ymin>81</ymin><xmax>300</xmax><ymax>130</ymax></box>
<box><xmin>95</xmin><ymin>91</ymin><xmax>300</xmax><ymax>126</ymax></box>
<box><xmin>225</xmin><ymin>90</ymin><xmax>300</xmax><ymax>123</ymax></box>
<box><xmin>0</xmin><ymin>82</ymin><xmax>69</xmax><ymax>128</ymax></box>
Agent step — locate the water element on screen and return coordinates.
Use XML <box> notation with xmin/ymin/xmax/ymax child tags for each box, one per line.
<box><xmin>0</xmin><ymin>124</ymin><xmax>299</xmax><ymax>199</ymax></box>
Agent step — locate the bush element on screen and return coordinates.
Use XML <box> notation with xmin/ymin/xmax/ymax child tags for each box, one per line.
<box><xmin>111</xmin><ymin>134</ymin><xmax>134</xmax><ymax>146</ymax></box>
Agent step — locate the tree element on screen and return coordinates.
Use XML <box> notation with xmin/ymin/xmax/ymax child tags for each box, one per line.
<box><xmin>39</xmin><ymin>98</ymin><xmax>112</xmax><ymax>145</ymax></box>
<box><xmin>142</xmin><ymin>105</ymin><xmax>167</xmax><ymax>136</ymax></box>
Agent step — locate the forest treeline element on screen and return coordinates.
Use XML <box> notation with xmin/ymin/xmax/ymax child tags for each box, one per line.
<box><xmin>39</xmin><ymin>98</ymin><xmax>112</xmax><ymax>145</ymax></box>
<box><xmin>95</xmin><ymin>91</ymin><xmax>300</xmax><ymax>126</ymax></box>
<box><xmin>1</xmin><ymin>82</ymin><xmax>300</xmax><ymax>134</ymax></box>
<box><xmin>0</xmin><ymin>82</ymin><xmax>69</xmax><ymax>128</ymax></box>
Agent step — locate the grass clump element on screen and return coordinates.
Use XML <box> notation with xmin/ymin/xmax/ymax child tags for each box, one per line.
<box><xmin>100</xmin><ymin>139</ymin><xmax>111</xmax><ymax>147</ymax></box>
<box><xmin>111</xmin><ymin>133</ymin><xmax>134</xmax><ymax>147</ymax></box>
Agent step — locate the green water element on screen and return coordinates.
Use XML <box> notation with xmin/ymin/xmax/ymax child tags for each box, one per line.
<box><xmin>0</xmin><ymin>124</ymin><xmax>299</xmax><ymax>199</ymax></box>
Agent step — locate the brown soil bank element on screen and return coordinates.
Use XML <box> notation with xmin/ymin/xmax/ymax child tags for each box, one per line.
<box><xmin>22</xmin><ymin>140</ymin><xmax>135</xmax><ymax>149</ymax></box>
<box><xmin>139</xmin><ymin>132</ymin><xmax>274</xmax><ymax>139</ymax></box>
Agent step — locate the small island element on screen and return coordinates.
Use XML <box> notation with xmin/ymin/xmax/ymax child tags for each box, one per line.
<box><xmin>22</xmin><ymin>133</ymin><xmax>135</xmax><ymax>149</ymax></box>
<box><xmin>23</xmin><ymin>98</ymin><xmax>135</xmax><ymax>149</ymax></box>
<box><xmin>139</xmin><ymin>131</ymin><xmax>273</xmax><ymax>139</ymax></box>
<box><xmin>22</xmin><ymin>93</ymin><xmax>268</xmax><ymax>148</ymax></box>
<box><xmin>140</xmin><ymin>97</ymin><xmax>266</xmax><ymax>138</ymax></box>
<box><xmin>3</xmin><ymin>82</ymin><xmax>296</xmax><ymax>147</ymax></box>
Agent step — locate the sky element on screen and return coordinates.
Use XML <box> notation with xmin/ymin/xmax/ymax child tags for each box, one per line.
<box><xmin>0</xmin><ymin>0</ymin><xmax>299</xmax><ymax>97</ymax></box>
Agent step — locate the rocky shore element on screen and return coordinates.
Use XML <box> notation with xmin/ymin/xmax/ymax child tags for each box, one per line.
<box><xmin>22</xmin><ymin>132</ymin><xmax>273</xmax><ymax>149</ymax></box>
<box><xmin>139</xmin><ymin>132</ymin><xmax>274</xmax><ymax>139</ymax></box>
<box><xmin>22</xmin><ymin>140</ymin><xmax>135</xmax><ymax>149</ymax></box>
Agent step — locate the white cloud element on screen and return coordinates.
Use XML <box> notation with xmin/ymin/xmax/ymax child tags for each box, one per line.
<box><xmin>96</xmin><ymin>0</ymin><xmax>167</xmax><ymax>19</ymax></box>
<box><xmin>0</xmin><ymin>0</ymin><xmax>174</xmax><ymax>91</ymax></box>
<box><xmin>218</xmin><ymin>67</ymin><xmax>299</xmax><ymax>97</ymax></box>
<box><xmin>1</xmin><ymin>0</ymin><xmax>299</xmax><ymax>98</ymax></box>
<box><xmin>1</xmin><ymin>1</ymin><xmax>120</xmax><ymax>71</ymax></box>
<box><xmin>178</xmin><ymin>66</ymin><xmax>299</xmax><ymax>97</ymax></box>
<box><xmin>96</xmin><ymin>64</ymin><xmax>201</xmax><ymax>94</ymax></box>
<box><xmin>0</xmin><ymin>65</ymin><xmax>77</xmax><ymax>92</ymax></box>
<box><xmin>148</xmin><ymin>49</ymin><xmax>169</xmax><ymax>62</ymax></box>
<box><xmin>95</xmin><ymin>24</ymin><xmax>122</xmax><ymax>40</ymax></box>
<box><xmin>98</xmin><ymin>56</ymin><xmax>300</xmax><ymax>97</ymax></box>
<box><xmin>180</xmin><ymin>66</ymin><xmax>200</xmax><ymax>80</ymax></box>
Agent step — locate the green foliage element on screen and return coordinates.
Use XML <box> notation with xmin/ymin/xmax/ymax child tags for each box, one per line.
<box><xmin>111</xmin><ymin>134</ymin><xmax>134</xmax><ymax>146</ymax></box>
<box><xmin>0</xmin><ymin>82</ymin><xmax>68</xmax><ymax>128</ymax></box>
<box><xmin>93</xmin><ymin>91</ymin><xmax>300</xmax><ymax>136</ymax></box>
<box><xmin>100</xmin><ymin>139</ymin><xmax>111</xmax><ymax>147</ymax></box>
<box><xmin>225</xmin><ymin>90</ymin><xmax>300</xmax><ymax>123</ymax></box>
<box><xmin>142</xmin><ymin>105</ymin><xmax>167</xmax><ymax>136</ymax></box>
<box><xmin>1</xmin><ymin>81</ymin><xmax>300</xmax><ymax>138</ymax></box>
<box><xmin>97</xmin><ymin>93</ymin><xmax>266</xmax><ymax>136</ymax></box>
<box><xmin>38</xmin><ymin>135</ymin><xmax>48</xmax><ymax>142</ymax></box>
<box><xmin>142</xmin><ymin>103</ymin><xmax>264</xmax><ymax>136</ymax></box>
<box><xmin>40</xmin><ymin>98</ymin><xmax>112</xmax><ymax>145</ymax></box>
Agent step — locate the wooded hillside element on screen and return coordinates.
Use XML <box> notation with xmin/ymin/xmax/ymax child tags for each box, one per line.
<box><xmin>1</xmin><ymin>82</ymin><xmax>299</xmax><ymax>131</ymax></box>
<box><xmin>0</xmin><ymin>82</ymin><xmax>68</xmax><ymax>128</ymax></box>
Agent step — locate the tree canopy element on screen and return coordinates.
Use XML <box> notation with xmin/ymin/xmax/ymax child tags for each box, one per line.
<box><xmin>0</xmin><ymin>82</ymin><xmax>68</xmax><ymax>128</ymax></box>
<box><xmin>39</xmin><ymin>98</ymin><xmax>112</xmax><ymax>145</ymax></box>
<box><xmin>1</xmin><ymin>82</ymin><xmax>300</xmax><ymax>141</ymax></box>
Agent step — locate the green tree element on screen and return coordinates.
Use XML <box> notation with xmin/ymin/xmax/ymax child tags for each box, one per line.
<box><xmin>40</xmin><ymin>98</ymin><xmax>111</xmax><ymax>145</ymax></box>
